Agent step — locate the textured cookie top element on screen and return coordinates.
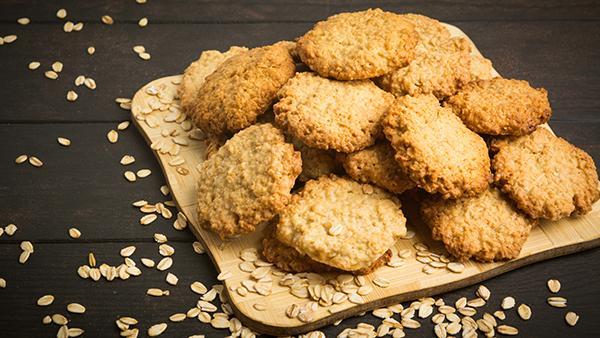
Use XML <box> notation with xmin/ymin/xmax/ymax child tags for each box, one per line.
<box><xmin>383</xmin><ymin>94</ymin><xmax>491</xmax><ymax>199</ymax></box>
<box><xmin>274</xmin><ymin>72</ymin><xmax>394</xmax><ymax>153</ymax></box>
<box><xmin>297</xmin><ymin>9</ymin><xmax>417</xmax><ymax>80</ymax></box>
<box><xmin>402</xmin><ymin>13</ymin><xmax>452</xmax><ymax>55</ymax></box>
<box><xmin>340</xmin><ymin>142</ymin><xmax>416</xmax><ymax>194</ymax></box>
<box><xmin>276</xmin><ymin>175</ymin><xmax>406</xmax><ymax>272</ymax></box>
<box><xmin>179</xmin><ymin>46</ymin><xmax>248</xmax><ymax>114</ymax></box>
<box><xmin>377</xmin><ymin>37</ymin><xmax>473</xmax><ymax>99</ymax></box>
<box><xmin>190</xmin><ymin>44</ymin><xmax>296</xmax><ymax>135</ymax></box>
<box><xmin>492</xmin><ymin>127</ymin><xmax>599</xmax><ymax>220</ymax></box>
<box><xmin>196</xmin><ymin>124</ymin><xmax>302</xmax><ymax>239</ymax></box>
<box><xmin>447</xmin><ymin>78</ymin><xmax>552</xmax><ymax>136</ymax></box>
<box><xmin>421</xmin><ymin>187</ymin><xmax>535</xmax><ymax>262</ymax></box>
<box><xmin>292</xmin><ymin>138</ymin><xmax>341</xmax><ymax>182</ymax></box>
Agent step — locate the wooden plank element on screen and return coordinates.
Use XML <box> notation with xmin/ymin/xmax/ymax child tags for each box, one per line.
<box><xmin>0</xmin><ymin>123</ymin><xmax>194</xmax><ymax>242</ymax></box>
<box><xmin>1</xmin><ymin>0</ymin><xmax>598</xmax><ymax>22</ymax></box>
<box><xmin>0</xmin><ymin>20</ymin><xmax>599</xmax><ymax>122</ymax></box>
<box><xmin>1</xmin><ymin>242</ymin><xmax>598</xmax><ymax>337</ymax></box>
<box><xmin>130</xmin><ymin>65</ymin><xmax>600</xmax><ymax>336</ymax></box>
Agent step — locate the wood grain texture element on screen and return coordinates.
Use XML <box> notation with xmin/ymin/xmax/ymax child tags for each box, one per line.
<box><xmin>1</xmin><ymin>0</ymin><xmax>598</xmax><ymax>22</ymax></box>
<box><xmin>128</xmin><ymin>24</ymin><xmax>600</xmax><ymax>335</ymax></box>
<box><xmin>0</xmin><ymin>21</ymin><xmax>599</xmax><ymax>122</ymax></box>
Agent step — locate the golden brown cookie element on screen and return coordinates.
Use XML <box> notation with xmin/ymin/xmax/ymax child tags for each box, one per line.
<box><xmin>196</xmin><ymin>124</ymin><xmax>302</xmax><ymax>239</ymax></box>
<box><xmin>469</xmin><ymin>55</ymin><xmax>495</xmax><ymax>81</ymax></box>
<box><xmin>297</xmin><ymin>9</ymin><xmax>417</xmax><ymax>80</ymax></box>
<box><xmin>377</xmin><ymin>37</ymin><xmax>472</xmax><ymax>99</ymax></box>
<box><xmin>339</xmin><ymin>142</ymin><xmax>416</xmax><ymax>194</ymax></box>
<box><xmin>179</xmin><ymin>46</ymin><xmax>248</xmax><ymax>114</ymax></box>
<box><xmin>190</xmin><ymin>43</ymin><xmax>295</xmax><ymax>135</ymax></box>
<box><xmin>402</xmin><ymin>13</ymin><xmax>451</xmax><ymax>55</ymax></box>
<box><xmin>262</xmin><ymin>230</ymin><xmax>392</xmax><ymax>275</ymax></box>
<box><xmin>292</xmin><ymin>138</ymin><xmax>341</xmax><ymax>182</ymax></box>
<box><xmin>383</xmin><ymin>94</ymin><xmax>491</xmax><ymax>199</ymax></box>
<box><xmin>447</xmin><ymin>78</ymin><xmax>552</xmax><ymax>136</ymax></box>
<box><xmin>276</xmin><ymin>175</ymin><xmax>406</xmax><ymax>272</ymax></box>
<box><xmin>421</xmin><ymin>187</ymin><xmax>535</xmax><ymax>262</ymax></box>
<box><xmin>274</xmin><ymin>72</ymin><xmax>394</xmax><ymax>153</ymax></box>
<box><xmin>492</xmin><ymin>127</ymin><xmax>600</xmax><ymax>220</ymax></box>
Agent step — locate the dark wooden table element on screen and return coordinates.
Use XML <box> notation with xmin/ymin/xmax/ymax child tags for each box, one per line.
<box><xmin>1</xmin><ymin>1</ymin><xmax>599</xmax><ymax>337</ymax></box>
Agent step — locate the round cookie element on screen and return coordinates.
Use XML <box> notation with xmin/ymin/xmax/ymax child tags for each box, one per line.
<box><xmin>447</xmin><ymin>78</ymin><xmax>552</xmax><ymax>136</ymax></box>
<box><xmin>421</xmin><ymin>187</ymin><xmax>536</xmax><ymax>262</ymax></box>
<box><xmin>492</xmin><ymin>127</ymin><xmax>600</xmax><ymax>220</ymax></box>
<box><xmin>179</xmin><ymin>46</ymin><xmax>248</xmax><ymax>114</ymax></box>
<box><xmin>262</xmin><ymin>226</ymin><xmax>393</xmax><ymax>275</ymax></box>
<box><xmin>339</xmin><ymin>142</ymin><xmax>416</xmax><ymax>194</ymax></box>
<box><xmin>292</xmin><ymin>138</ymin><xmax>341</xmax><ymax>182</ymax></box>
<box><xmin>276</xmin><ymin>175</ymin><xmax>406</xmax><ymax>272</ymax></box>
<box><xmin>196</xmin><ymin>124</ymin><xmax>302</xmax><ymax>239</ymax></box>
<box><xmin>190</xmin><ymin>43</ymin><xmax>295</xmax><ymax>135</ymax></box>
<box><xmin>377</xmin><ymin>37</ymin><xmax>473</xmax><ymax>99</ymax></box>
<box><xmin>297</xmin><ymin>9</ymin><xmax>417</xmax><ymax>80</ymax></box>
<box><xmin>274</xmin><ymin>72</ymin><xmax>394</xmax><ymax>153</ymax></box>
<box><xmin>383</xmin><ymin>94</ymin><xmax>491</xmax><ymax>199</ymax></box>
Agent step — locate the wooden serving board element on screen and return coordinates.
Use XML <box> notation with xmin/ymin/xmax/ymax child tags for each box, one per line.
<box><xmin>130</xmin><ymin>24</ymin><xmax>600</xmax><ymax>336</ymax></box>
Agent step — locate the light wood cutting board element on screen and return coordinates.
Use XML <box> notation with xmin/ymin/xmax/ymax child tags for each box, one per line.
<box><xmin>130</xmin><ymin>23</ymin><xmax>600</xmax><ymax>336</ymax></box>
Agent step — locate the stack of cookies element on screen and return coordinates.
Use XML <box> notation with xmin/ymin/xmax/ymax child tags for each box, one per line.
<box><xmin>180</xmin><ymin>9</ymin><xmax>600</xmax><ymax>274</ymax></box>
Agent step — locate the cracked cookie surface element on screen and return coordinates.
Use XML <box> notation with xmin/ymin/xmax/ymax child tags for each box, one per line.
<box><xmin>297</xmin><ymin>9</ymin><xmax>417</xmax><ymax>80</ymax></box>
<box><xmin>339</xmin><ymin>142</ymin><xmax>416</xmax><ymax>194</ymax></box>
<box><xmin>190</xmin><ymin>43</ymin><xmax>295</xmax><ymax>135</ymax></box>
<box><xmin>492</xmin><ymin>127</ymin><xmax>599</xmax><ymax>220</ymax></box>
<box><xmin>421</xmin><ymin>187</ymin><xmax>536</xmax><ymax>262</ymax></box>
<box><xmin>383</xmin><ymin>94</ymin><xmax>491</xmax><ymax>199</ymax></box>
<box><xmin>196</xmin><ymin>124</ymin><xmax>302</xmax><ymax>239</ymax></box>
<box><xmin>274</xmin><ymin>72</ymin><xmax>394</xmax><ymax>153</ymax></box>
<box><xmin>179</xmin><ymin>46</ymin><xmax>248</xmax><ymax>115</ymax></box>
<box><xmin>276</xmin><ymin>175</ymin><xmax>406</xmax><ymax>272</ymax></box>
<box><xmin>447</xmin><ymin>78</ymin><xmax>551</xmax><ymax>136</ymax></box>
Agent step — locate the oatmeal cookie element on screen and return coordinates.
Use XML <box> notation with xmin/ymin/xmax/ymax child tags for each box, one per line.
<box><xmin>297</xmin><ymin>9</ymin><xmax>417</xmax><ymax>80</ymax></box>
<box><xmin>421</xmin><ymin>187</ymin><xmax>535</xmax><ymax>261</ymax></box>
<box><xmin>262</xmin><ymin>227</ymin><xmax>392</xmax><ymax>274</ymax></box>
<box><xmin>292</xmin><ymin>138</ymin><xmax>341</xmax><ymax>182</ymax></box>
<box><xmin>339</xmin><ymin>142</ymin><xmax>416</xmax><ymax>194</ymax></box>
<box><xmin>196</xmin><ymin>124</ymin><xmax>302</xmax><ymax>238</ymax></box>
<box><xmin>402</xmin><ymin>13</ymin><xmax>452</xmax><ymax>55</ymax></box>
<box><xmin>274</xmin><ymin>72</ymin><xmax>394</xmax><ymax>153</ymax></box>
<box><xmin>179</xmin><ymin>46</ymin><xmax>248</xmax><ymax>114</ymax></box>
<box><xmin>447</xmin><ymin>78</ymin><xmax>552</xmax><ymax>136</ymax></box>
<box><xmin>276</xmin><ymin>175</ymin><xmax>406</xmax><ymax>272</ymax></box>
<box><xmin>383</xmin><ymin>94</ymin><xmax>491</xmax><ymax>199</ymax></box>
<box><xmin>190</xmin><ymin>43</ymin><xmax>295</xmax><ymax>135</ymax></box>
<box><xmin>492</xmin><ymin>127</ymin><xmax>599</xmax><ymax>220</ymax></box>
<box><xmin>377</xmin><ymin>37</ymin><xmax>472</xmax><ymax>99</ymax></box>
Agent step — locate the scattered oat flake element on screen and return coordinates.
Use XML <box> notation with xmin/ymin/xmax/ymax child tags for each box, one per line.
<box><xmin>29</xmin><ymin>156</ymin><xmax>43</xmax><ymax>167</ymax></box>
<box><xmin>67</xmin><ymin>303</ymin><xmax>86</xmax><ymax>314</ymax></box>
<box><xmin>37</xmin><ymin>294</ymin><xmax>54</xmax><ymax>306</ymax></box>
<box><xmin>124</xmin><ymin>171</ymin><xmax>136</xmax><ymax>182</ymax></box>
<box><xmin>136</xmin><ymin>169</ymin><xmax>151</xmax><ymax>178</ymax></box>
<box><xmin>120</xmin><ymin>155</ymin><xmax>135</xmax><ymax>165</ymax></box>
<box><xmin>0</xmin><ymin>277</ymin><xmax>5</xmax><ymax>288</ymax></box>
<box><xmin>28</xmin><ymin>62</ymin><xmax>40</xmax><ymax>70</ymax></box>
<box><xmin>17</xmin><ymin>17</ymin><xmax>30</xmax><ymax>25</ymax></box>
<box><xmin>547</xmin><ymin>279</ymin><xmax>561</xmax><ymax>293</ymax></box>
<box><xmin>66</xmin><ymin>90</ymin><xmax>78</xmax><ymax>102</ymax></box>
<box><xmin>140</xmin><ymin>214</ymin><xmax>157</xmax><ymax>225</ymax></box>
<box><xmin>138</xmin><ymin>17</ymin><xmax>148</xmax><ymax>27</ymax></box>
<box><xmin>68</xmin><ymin>227</ymin><xmax>81</xmax><ymax>239</ymax></box>
<box><xmin>57</xmin><ymin>137</ymin><xmax>71</xmax><ymax>146</ymax></box>
<box><xmin>148</xmin><ymin>323</ymin><xmax>167</xmax><ymax>336</ymax></box>
<box><xmin>217</xmin><ymin>271</ymin><xmax>232</xmax><ymax>281</ymax></box>
<box><xmin>15</xmin><ymin>154</ymin><xmax>28</xmax><ymax>164</ymax></box>
<box><xmin>5</xmin><ymin>224</ymin><xmax>18</xmax><ymax>236</ymax></box>
<box><xmin>565</xmin><ymin>311</ymin><xmax>579</xmax><ymax>326</ymax></box>
<box><xmin>101</xmin><ymin>15</ymin><xmax>114</xmax><ymax>25</ymax></box>
<box><xmin>517</xmin><ymin>303</ymin><xmax>531</xmax><ymax>320</ymax></box>
<box><xmin>87</xmin><ymin>46</ymin><xmax>95</xmax><ymax>55</ymax></box>
<box><xmin>52</xmin><ymin>61</ymin><xmax>63</xmax><ymax>73</ymax></box>
<box><xmin>45</xmin><ymin>70</ymin><xmax>59</xmax><ymax>80</ymax></box>
<box><xmin>107</xmin><ymin>130</ymin><xmax>118</xmax><ymax>143</ymax></box>
<box><xmin>117</xmin><ymin>121</ymin><xmax>130</xmax><ymax>130</ymax></box>
<box><xmin>56</xmin><ymin>9</ymin><xmax>67</xmax><ymax>19</ymax></box>
<box><xmin>139</xmin><ymin>52</ymin><xmax>151</xmax><ymax>60</ymax></box>
<box><xmin>3</xmin><ymin>35</ymin><xmax>17</xmax><ymax>44</ymax></box>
